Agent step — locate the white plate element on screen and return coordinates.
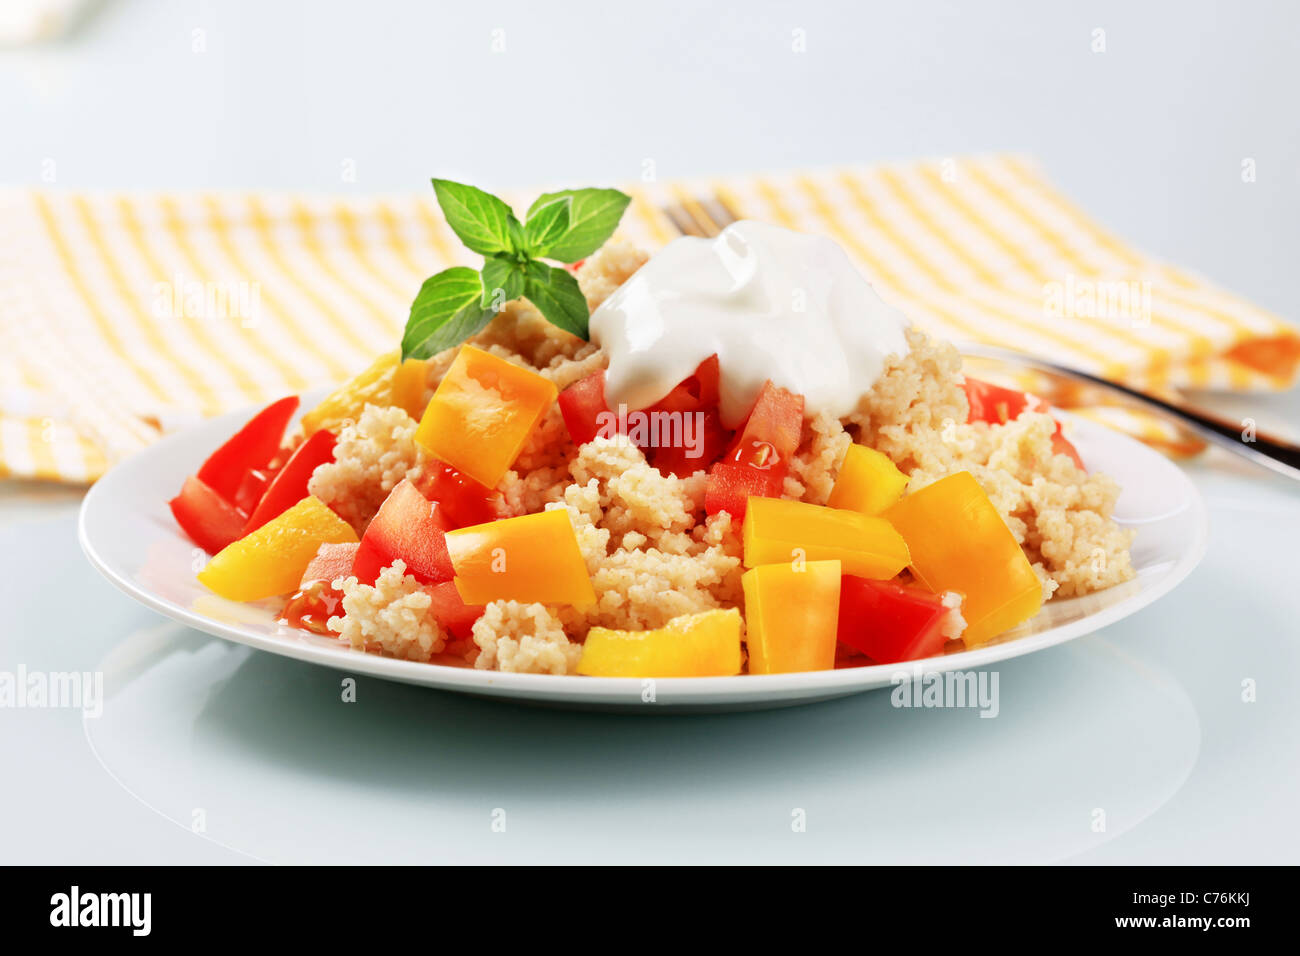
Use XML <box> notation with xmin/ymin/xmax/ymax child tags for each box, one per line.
<box><xmin>79</xmin><ymin>392</ymin><xmax>1208</xmax><ymax>711</ymax></box>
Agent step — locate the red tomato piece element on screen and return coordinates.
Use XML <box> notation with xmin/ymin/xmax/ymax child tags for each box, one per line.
<box><xmin>650</xmin><ymin>354</ymin><xmax>721</xmax><ymax>414</ymax></box>
<box><xmin>703</xmin><ymin>460</ymin><xmax>784</xmax><ymax>521</ymax></box>
<box><xmin>242</xmin><ymin>429</ymin><xmax>338</xmax><ymax>534</ymax></box>
<box><xmin>279</xmin><ymin>582</ymin><xmax>345</xmax><ymax>636</ymax></box>
<box><xmin>650</xmin><ymin>408</ymin><xmax>730</xmax><ymax>478</ymax></box>
<box><xmin>1050</xmin><ymin>430</ymin><xmax>1085</xmax><ymax>470</ymax></box>
<box><xmin>195</xmin><ymin>395</ymin><xmax>299</xmax><ymax>502</ymax></box>
<box><xmin>963</xmin><ymin>378</ymin><xmax>1031</xmax><ymax>426</ymax></box>
<box><xmin>414</xmin><ymin>460</ymin><xmax>502</xmax><ymax>529</ymax></box>
<box><xmin>837</xmin><ymin>576</ymin><xmax>952</xmax><ymax>664</ymax></box>
<box><xmin>963</xmin><ymin>378</ymin><xmax>1085</xmax><ymax>470</ymax></box>
<box><xmin>727</xmin><ymin>380</ymin><xmax>804</xmax><ymax>469</ymax></box>
<box><xmin>169</xmin><ymin>475</ymin><xmax>249</xmax><ymax>554</ymax></box>
<box><xmin>351</xmin><ymin>479</ymin><xmax>454</xmax><ymax>586</ymax></box>
<box><xmin>299</xmin><ymin>542</ymin><xmax>360</xmax><ymax>588</ymax></box>
<box><xmin>424</xmin><ymin>580</ymin><xmax>485</xmax><ymax>641</ymax></box>
<box><xmin>558</xmin><ymin>370</ymin><xmax>612</xmax><ymax>445</ymax></box>
<box><xmin>705</xmin><ymin>381</ymin><xmax>804</xmax><ymax>519</ymax></box>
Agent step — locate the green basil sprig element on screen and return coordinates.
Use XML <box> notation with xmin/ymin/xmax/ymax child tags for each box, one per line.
<box><xmin>401</xmin><ymin>180</ymin><xmax>631</xmax><ymax>360</ymax></box>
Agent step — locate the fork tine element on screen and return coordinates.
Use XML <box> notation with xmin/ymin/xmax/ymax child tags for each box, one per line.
<box><xmin>703</xmin><ymin>194</ymin><xmax>738</xmax><ymax>230</ymax></box>
<box><xmin>661</xmin><ymin>191</ymin><xmax>743</xmax><ymax>238</ymax></box>
<box><xmin>662</xmin><ymin>202</ymin><xmax>705</xmax><ymax>237</ymax></box>
<box><xmin>677</xmin><ymin>193</ymin><xmax>723</xmax><ymax>237</ymax></box>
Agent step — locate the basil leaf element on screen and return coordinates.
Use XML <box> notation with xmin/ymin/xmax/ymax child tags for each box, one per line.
<box><xmin>522</xmin><ymin>196</ymin><xmax>571</xmax><ymax>257</ymax></box>
<box><xmin>480</xmin><ymin>257</ymin><xmax>525</xmax><ymax>310</ymax></box>
<box><xmin>522</xmin><ymin>260</ymin><xmax>589</xmax><ymax>339</ymax></box>
<box><xmin>524</xmin><ymin>188</ymin><xmax>631</xmax><ymax>262</ymax></box>
<box><xmin>401</xmin><ymin>266</ymin><xmax>494</xmax><ymax>360</ymax></box>
<box><xmin>431</xmin><ymin>179</ymin><xmax>519</xmax><ymax>257</ymax></box>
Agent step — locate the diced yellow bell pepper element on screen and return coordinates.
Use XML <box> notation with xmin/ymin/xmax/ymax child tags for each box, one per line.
<box><xmin>198</xmin><ymin>496</ymin><xmax>358</xmax><ymax>602</ymax></box>
<box><xmin>827</xmin><ymin>444</ymin><xmax>909</xmax><ymax>515</ymax></box>
<box><xmin>742</xmin><ymin>496</ymin><xmax>910</xmax><ymax>580</ymax></box>
<box><xmin>446</xmin><ymin>508</ymin><xmax>596</xmax><ymax>606</ymax></box>
<box><xmin>414</xmin><ymin>345</ymin><xmax>558</xmax><ymax>489</ymax></box>
<box><xmin>885</xmin><ymin>470</ymin><xmax>1042</xmax><ymax>646</ymax></box>
<box><xmin>300</xmin><ymin>350</ymin><xmax>401</xmax><ymax>437</ymax></box>
<box><xmin>742</xmin><ymin>560</ymin><xmax>841</xmax><ymax>674</ymax></box>
<box><xmin>577</xmin><ymin>609</ymin><xmax>743</xmax><ymax>677</ymax></box>
<box><xmin>390</xmin><ymin>357</ymin><xmax>429</xmax><ymax>420</ymax></box>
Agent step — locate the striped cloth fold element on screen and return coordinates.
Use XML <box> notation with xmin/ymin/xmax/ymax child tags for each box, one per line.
<box><xmin>2</xmin><ymin>155</ymin><xmax>1296</xmax><ymax>483</ymax></box>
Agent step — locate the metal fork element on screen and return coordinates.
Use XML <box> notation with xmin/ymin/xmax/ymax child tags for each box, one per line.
<box><xmin>660</xmin><ymin>192</ymin><xmax>1300</xmax><ymax>482</ymax></box>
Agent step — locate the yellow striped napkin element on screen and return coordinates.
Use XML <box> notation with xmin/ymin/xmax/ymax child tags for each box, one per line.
<box><xmin>2</xmin><ymin>155</ymin><xmax>1296</xmax><ymax>483</ymax></box>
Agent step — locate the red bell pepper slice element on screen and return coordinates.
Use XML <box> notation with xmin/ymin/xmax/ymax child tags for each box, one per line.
<box><xmin>242</xmin><ymin>429</ymin><xmax>338</xmax><ymax>534</ymax></box>
<box><xmin>234</xmin><ymin>467</ymin><xmax>275</xmax><ymax>515</ymax></box>
<box><xmin>169</xmin><ymin>475</ymin><xmax>249</xmax><ymax>554</ymax></box>
<box><xmin>963</xmin><ymin>377</ymin><xmax>1084</xmax><ymax>470</ymax></box>
<box><xmin>837</xmin><ymin>575</ymin><xmax>952</xmax><ymax>664</ymax></box>
<box><xmin>424</xmin><ymin>580</ymin><xmax>485</xmax><ymax>641</ymax></box>
<box><xmin>196</xmin><ymin>395</ymin><xmax>299</xmax><ymax>502</ymax></box>
<box><xmin>351</xmin><ymin>479</ymin><xmax>454</xmax><ymax>586</ymax></box>
<box><xmin>299</xmin><ymin>542</ymin><xmax>360</xmax><ymax>588</ymax></box>
<box><xmin>558</xmin><ymin>370</ymin><xmax>612</xmax><ymax>446</ymax></box>
<box><xmin>414</xmin><ymin>460</ymin><xmax>502</xmax><ymax>529</ymax></box>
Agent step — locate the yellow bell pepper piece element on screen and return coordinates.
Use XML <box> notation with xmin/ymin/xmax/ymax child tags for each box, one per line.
<box><xmin>742</xmin><ymin>560</ymin><xmax>841</xmax><ymax>674</ymax></box>
<box><xmin>577</xmin><ymin>609</ymin><xmax>743</xmax><ymax>677</ymax></box>
<box><xmin>198</xmin><ymin>496</ymin><xmax>358</xmax><ymax>602</ymax></box>
<box><xmin>885</xmin><ymin>470</ymin><xmax>1042</xmax><ymax>646</ymax></box>
<box><xmin>743</xmin><ymin>497</ymin><xmax>910</xmax><ymax>580</ymax></box>
<box><xmin>446</xmin><ymin>508</ymin><xmax>596</xmax><ymax>606</ymax></box>
<box><xmin>414</xmin><ymin>345</ymin><xmax>558</xmax><ymax>489</ymax></box>
<box><xmin>827</xmin><ymin>444</ymin><xmax>909</xmax><ymax>515</ymax></box>
<box><xmin>390</xmin><ymin>357</ymin><xmax>429</xmax><ymax>420</ymax></box>
<box><xmin>300</xmin><ymin>350</ymin><xmax>401</xmax><ymax>437</ymax></box>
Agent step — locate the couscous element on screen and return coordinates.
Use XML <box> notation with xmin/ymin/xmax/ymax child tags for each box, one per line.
<box><xmin>171</xmin><ymin>179</ymin><xmax>1134</xmax><ymax>677</ymax></box>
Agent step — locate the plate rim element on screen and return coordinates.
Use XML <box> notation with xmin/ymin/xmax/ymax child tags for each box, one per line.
<box><xmin>78</xmin><ymin>399</ymin><xmax>1209</xmax><ymax>705</ymax></box>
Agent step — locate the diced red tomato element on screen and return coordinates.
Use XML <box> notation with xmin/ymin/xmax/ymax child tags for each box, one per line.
<box><xmin>558</xmin><ymin>370</ymin><xmax>611</xmax><ymax>445</ymax></box>
<box><xmin>351</xmin><ymin>479</ymin><xmax>454</xmax><ymax>586</ymax></box>
<box><xmin>424</xmin><ymin>580</ymin><xmax>485</xmax><ymax>641</ymax></box>
<box><xmin>414</xmin><ymin>460</ymin><xmax>502</xmax><ymax>529</ymax></box>
<box><xmin>242</xmin><ymin>429</ymin><xmax>338</xmax><ymax>534</ymax></box>
<box><xmin>650</xmin><ymin>408</ymin><xmax>730</xmax><ymax>478</ymax></box>
<box><xmin>300</xmin><ymin>542</ymin><xmax>360</xmax><ymax>588</ymax></box>
<box><xmin>234</xmin><ymin>467</ymin><xmax>275</xmax><ymax>515</ymax></box>
<box><xmin>1049</xmin><ymin>431</ymin><xmax>1084</xmax><ymax>469</ymax></box>
<box><xmin>703</xmin><ymin>460</ymin><xmax>784</xmax><ymax>521</ymax></box>
<box><xmin>650</xmin><ymin>354</ymin><xmax>721</xmax><ymax>414</ymax></box>
<box><xmin>726</xmin><ymin>380</ymin><xmax>804</xmax><ymax>469</ymax></box>
<box><xmin>837</xmin><ymin>575</ymin><xmax>952</xmax><ymax>664</ymax></box>
<box><xmin>170</xmin><ymin>475</ymin><xmax>249</xmax><ymax>553</ymax></box>
<box><xmin>963</xmin><ymin>378</ymin><xmax>1031</xmax><ymax>426</ymax></box>
<box><xmin>963</xmin><ymin>377</ymin><xmax>1084</xmax><ymax>470</ymax></box>
<box><xmin>705</xmin><ymin>380</ymin><xmax>804</xmax><ymax>519</ymax></box>
<box><xmin>640</xmin><ymin>355</ymin><xmax>729</xmax><ymax>477</ymax></box>
<box><xmin>279</xmin><ymin>581</ymin><xmax>344</xmax><ymax>636</ymax></box>
<box><xmin>195</xmin><ymin>396</ymin><xmax>299</xmax><ymax>502</ymax></box>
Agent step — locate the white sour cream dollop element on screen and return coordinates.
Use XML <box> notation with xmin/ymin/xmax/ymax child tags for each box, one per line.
<box><xmin>589</xmin><ymin>220</ymin><xmax>911</xmax><ymax>427</ymax></box>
